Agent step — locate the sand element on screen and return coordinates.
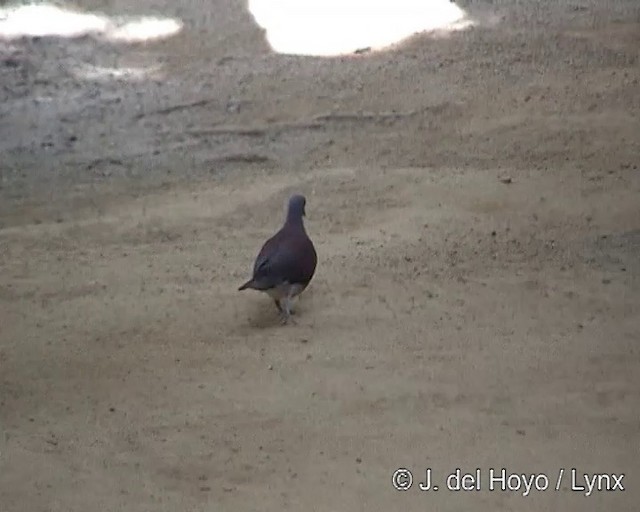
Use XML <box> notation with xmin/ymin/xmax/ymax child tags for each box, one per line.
<box><xmin>1</xmin><ymin>0</ymin><xmax>639</xmax><ymax>510</ymax></box>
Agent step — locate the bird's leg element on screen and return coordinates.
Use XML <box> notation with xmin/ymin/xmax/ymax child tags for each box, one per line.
<box><xmin>280</xmin><ymin>299</ymin><xmax>290</xmax><ymax>324</ymax></box>
<box><xmin>279</xmin><ymin>297</ymin><xmax>296</xmax><ymax>325</ymax></box>
<box><xmin>287</xmin><ymin>287</ymin><xmax>297</xmax><ymax>315</ymax></box>
<box><xmin>287</xmin><ymin>285</ymin><xmax>303</xmax><ymax>315</ymax></box>
<box><xmin>274</xmin><ymin>297</ymin><xmax>291</xmax><ymax>325</ymax></box>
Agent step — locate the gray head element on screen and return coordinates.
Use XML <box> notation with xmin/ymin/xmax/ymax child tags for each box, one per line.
<box><xmin>286</xmin><ymin>194</ymin><xmax>307</xmax><ymax>221</ymax></box>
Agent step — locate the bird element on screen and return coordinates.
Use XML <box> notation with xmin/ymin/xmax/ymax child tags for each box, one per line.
<box><xmin>238</xmin><ymin>194</ymin><xmax>317</xmax><ymax>324</ymax></box>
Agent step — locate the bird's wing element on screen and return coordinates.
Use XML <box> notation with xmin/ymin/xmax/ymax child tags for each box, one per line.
<box><xmin>251</xmin><ymin>233</ymin><xmax>316</xmax><ymax>289</ymax></box>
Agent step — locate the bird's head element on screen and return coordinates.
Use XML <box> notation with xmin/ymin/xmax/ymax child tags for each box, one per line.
<box><xmin>287</xmin><ymin>194</ymin><xmax>307</xmax><ymax>218</ymax></box>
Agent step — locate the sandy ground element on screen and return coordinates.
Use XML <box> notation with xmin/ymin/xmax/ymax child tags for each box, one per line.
<box><xmin>1</xmin><ymin>0</ymin><xmax>639</xmax><ymax>510</ymax></box>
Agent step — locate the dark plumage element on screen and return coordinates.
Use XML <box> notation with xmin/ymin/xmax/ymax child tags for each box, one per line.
<box><xmin>238</xmin><ymin>194</ymin><xmax>317</xmax><ymax>324</ymax></box>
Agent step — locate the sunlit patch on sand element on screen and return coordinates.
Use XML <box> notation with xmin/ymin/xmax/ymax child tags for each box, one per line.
<box><xmin>247</xmin><ymin>0</ymin><xmax>474</xmax><ymax>57</ymax></box>
<box><xmin>0</xmin><ymin>3</ymin><xmax>183</xmax><ymax>42</ymax></box>
<box><xmin>107</xmin><ymin>18</ymin><xmax>182</xmax><ymax>43</ymax></box>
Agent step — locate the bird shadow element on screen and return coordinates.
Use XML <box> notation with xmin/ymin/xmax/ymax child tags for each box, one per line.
<box><xmin>238</xmin><ymin>295</ymin><xmax>314</xmax><ymax>330</ymax></box>
<box><xmin>244</xmin><ymin>303</ymin><xmax>286</xmax><ymax>329</ymax></box>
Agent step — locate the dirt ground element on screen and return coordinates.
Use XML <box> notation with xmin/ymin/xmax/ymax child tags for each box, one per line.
<box><xmin>1</xmin><ymin>0</ymin><xmax>639</xmax><ymax>510</ymax></box>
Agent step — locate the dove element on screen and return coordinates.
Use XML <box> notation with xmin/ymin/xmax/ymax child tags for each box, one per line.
<box><xmin>238</xmin><ymin>194</ymin><xmax>317</xmax><ymax>324</ymax></box>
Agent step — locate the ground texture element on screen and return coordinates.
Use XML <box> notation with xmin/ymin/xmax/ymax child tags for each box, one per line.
<box><xmin>1</xmin><ymin>0</ymin><xmax>639</xmax><ymax>510</ymax></box>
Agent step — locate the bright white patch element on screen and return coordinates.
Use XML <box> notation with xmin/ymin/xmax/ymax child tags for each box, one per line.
<box><xmin>0</xmin><ymin>3</ymin><xmax>183</xmax><ymax>42</ymax></box>
<box><xmin>0</xmin><ymin>4</ymin><xmax>108</xmax><ymax>38</ymax></box>
<box><xmin>106</xmin><ymin>18</ymin><xmax>183</xmax><ymax>43</ymax></box>
<box><xmin>247</xmin><ymin>0</ymin><xmax>473</xmax><ymax>56</ymax></box>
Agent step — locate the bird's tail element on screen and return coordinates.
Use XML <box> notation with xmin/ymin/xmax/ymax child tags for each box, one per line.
<box><xmin>238</xmin><ymin>279</ymin><xmax>255</xmax><ymax>291</ymax></box>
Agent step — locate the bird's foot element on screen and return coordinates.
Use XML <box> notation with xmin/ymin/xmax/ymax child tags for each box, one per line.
<box><xmin>279</xmin><ymin>309</ymin><xmax>297</xmax><ymax>325</ymax></box>
<box><xmin>279</xmin><ymin>312</ymin><xmax>294</xmax><ymax>325</ymax></box>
